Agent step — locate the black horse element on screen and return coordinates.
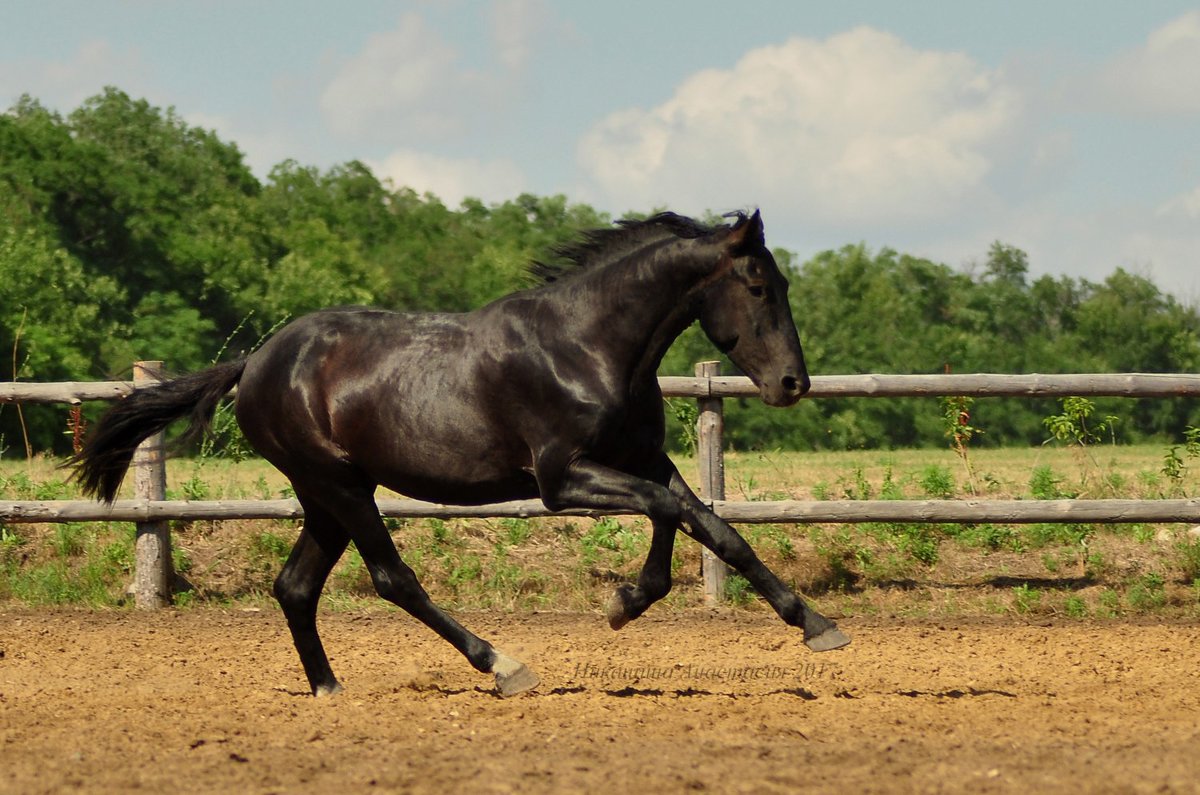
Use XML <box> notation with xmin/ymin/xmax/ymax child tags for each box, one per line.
<box><xmin>73</xmin><ymin>210</ymin><xmax>850</xmax><ymax>697</ymax></box>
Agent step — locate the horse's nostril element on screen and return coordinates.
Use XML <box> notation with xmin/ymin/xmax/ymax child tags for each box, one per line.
<box><xmin>782</xmin><ymin>374</ymin><xmax>810</xmax><ymax>396</ymax></box>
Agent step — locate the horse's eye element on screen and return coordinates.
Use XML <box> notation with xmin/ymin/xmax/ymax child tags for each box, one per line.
<box><xmin>748</xmin><ymin>284</ymin><xmax>766</xmax><ymax>299</ymax></box>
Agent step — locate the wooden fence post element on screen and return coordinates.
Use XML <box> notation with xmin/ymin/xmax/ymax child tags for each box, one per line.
<box><xmin>695</xmin><ymin>360</ymin><xmax>729</xmax><ymax>604</ymax></box>
<box><xmin>132</xmin><ymin>361</ymin><xmax>172</xmax><ymax>609</ymax></box>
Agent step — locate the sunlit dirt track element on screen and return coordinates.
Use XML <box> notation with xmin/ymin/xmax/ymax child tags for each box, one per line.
<box><xmin>2</xmin><ymin>608</ymin><xmax>1198</xmax><ymax>793</ymax></box>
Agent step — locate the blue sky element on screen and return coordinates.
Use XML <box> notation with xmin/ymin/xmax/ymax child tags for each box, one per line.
<box><xmin>3</xmin><ymin>1</ymin><xmax>1199</xmax><ymax>300</ymax></box>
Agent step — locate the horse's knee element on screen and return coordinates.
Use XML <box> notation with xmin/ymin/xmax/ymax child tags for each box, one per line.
<box><xmin>368</xmin><ymin>565</ymin><xmax>425</xmax><ymax>608</ymax></box>
<box><xmin>274</xmin><ymin>568</ymin><xmax>317</xmax><ymax>616</ymax></box>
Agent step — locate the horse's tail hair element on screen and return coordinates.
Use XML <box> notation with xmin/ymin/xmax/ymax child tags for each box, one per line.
<box><xmin>70</xmin><ymin>360</ymin><xmax>248</xmax><ymax>503</ymax></box>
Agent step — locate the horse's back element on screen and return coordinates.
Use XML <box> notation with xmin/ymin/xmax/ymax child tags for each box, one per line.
<box><xmin>236</xmin><ymin>307</ymin><xmax>540</xmax><ymax>501</ymax></box>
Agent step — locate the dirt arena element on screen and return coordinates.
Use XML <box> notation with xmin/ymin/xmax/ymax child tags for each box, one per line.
<box><xmin>1</xmin><ymin>607</ymin><xmax>1198</xmax><ymax>794</ymax></box>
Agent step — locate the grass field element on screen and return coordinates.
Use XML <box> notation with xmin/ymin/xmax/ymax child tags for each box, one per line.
<box><xmin>2</xmin><ymin>444</ymin><xmax>1199</xmax><ymax>619</ymax></box>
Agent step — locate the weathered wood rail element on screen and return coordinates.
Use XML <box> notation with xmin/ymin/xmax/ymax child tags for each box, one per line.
<box><xmin>7</xmin><ymin>371</ymin><xmax>1200</xmax><ymax>404</ymax></box>
<box><xmin>2</xmin><ymin>496</ymin><xmax>1198</xmax><ymax>524</ymax></box>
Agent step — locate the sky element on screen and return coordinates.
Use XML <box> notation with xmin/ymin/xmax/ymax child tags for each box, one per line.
<box><xmin>2</xmin><ymin>1</ymin><xmax>1199</xmax><ymax>301</ymax></box>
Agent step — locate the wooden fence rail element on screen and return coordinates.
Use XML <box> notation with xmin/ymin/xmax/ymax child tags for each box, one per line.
<box><xmin>3</xmin><ymin>366</ymin><xmax>1200</xmax><ymax>607</ymax></box>
<box><xmin>7</xmin><ymin>372</ymin><xmax>1200</xmax><ymax>404</ymax></box>
<box><xmin>3</xmin><ymin>497</ymin><xmax>1199</xmax><ymax>525</ymax></box>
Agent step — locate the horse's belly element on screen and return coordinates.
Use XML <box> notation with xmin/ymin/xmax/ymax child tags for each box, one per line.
<box><xmin>376</xmin><ymin>466</ymin><xmax>540</xmax><ymax>506</ymax></box>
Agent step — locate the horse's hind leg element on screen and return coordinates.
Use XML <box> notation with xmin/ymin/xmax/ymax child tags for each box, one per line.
<box><xmin>296</xmin><ymin>482</ymin><xmax>539</xmax><ymax>697</ymax></box>
<box><xmin>273</xmin><ymin>505</ymin><xmax>349</xmax><ymax>696</ymax></box>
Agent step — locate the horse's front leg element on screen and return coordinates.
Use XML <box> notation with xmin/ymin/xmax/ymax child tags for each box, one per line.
<box><xmin>666</xmin><ymin>467</ymin><xmax>851</xmax><ymax>651</ymax></box>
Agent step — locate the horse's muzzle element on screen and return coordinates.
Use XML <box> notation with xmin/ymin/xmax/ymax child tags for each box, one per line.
<box><xmin>762</xmin><ymin>373</ymin><xmax>809</xmax><ymax>407</ymax></box>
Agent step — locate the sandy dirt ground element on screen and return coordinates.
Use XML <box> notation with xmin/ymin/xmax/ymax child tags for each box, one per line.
<box><xmin>1</xmin><ymin>607</ymin><xmax>1198</xmax><ymax>794</ymax></box>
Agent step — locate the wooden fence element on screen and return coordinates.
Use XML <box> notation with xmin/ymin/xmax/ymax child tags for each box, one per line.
<box><xmin>3</xmin><ymin>363</ymin><xmax>1200</xmax><ymax>606</ymax></box>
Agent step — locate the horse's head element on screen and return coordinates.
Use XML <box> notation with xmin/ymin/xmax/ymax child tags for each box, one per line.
<box><xmin>698</xmin><ymin>211</ymin><xmax>810</xmax><ymax>407</ymax></box>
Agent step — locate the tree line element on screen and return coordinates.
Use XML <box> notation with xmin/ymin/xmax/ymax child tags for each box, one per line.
<box><xmin>2</xmin><ymin>88</ymin><xmax>1198</xmax><ymax>454</ymax></box>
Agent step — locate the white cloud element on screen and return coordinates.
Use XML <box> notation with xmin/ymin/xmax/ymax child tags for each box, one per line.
<box><xmin>320</xmin><ymin>12</ymin><xmax>469</xmax><ymax>140</ymax></box>
<box><xmin>930</xmin><ymin>199</ymin><xmax>1200</xmax><ymax>304</ymax></box>
<box><xmin>1157</xmin><ymin>184</ymin><xmax>1200</xmax><ymax>219</ymax></box>
<box><xmin>490</xmin><ymin>0</ymin><xmax>555</xmax><ymax>71</ymax></box>
<box><xmin>577</xmin><ymin>27</ymin><xmax>1021</xmax><ymax>228</ymax></box>
<box><xmin>320</xmin><ymin>3</ymin><xmax>557</xmax><ymax>144</ymax></box>
<box><xmin>1090</xmin><ymin>10</ymin><xmax>1200</xmax><ymax>115</ymax></box>
<box><xmin>368</xmin><ymin>148</ymin><xmax>525</xmax><ymax>206</ymax></box>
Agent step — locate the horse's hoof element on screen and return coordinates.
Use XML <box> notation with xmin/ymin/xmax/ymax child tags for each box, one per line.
<box><xmin>313</xmin><ymin>681</ymin><xmax>344</xmax><ymax>697</ymax></box>
<box><xmin>606</xmin><ymin>585</ymin><xmax>636</xmax><ymax>631</ymax></box>
<box><xmin>493</xmin><ymin>652</ymin><xmax>539</xmax><ymax>697</ymax></box>
<box><xmin>805</xmin><ymin>626</ymin><xmax>851</xmax><ymax>652</ymax></box>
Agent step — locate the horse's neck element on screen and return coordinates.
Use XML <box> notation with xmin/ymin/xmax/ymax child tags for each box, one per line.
<box><xmin>553</xmin><ymin>242</ymin><xmax>715</xmax><ymax>386</ymax></box>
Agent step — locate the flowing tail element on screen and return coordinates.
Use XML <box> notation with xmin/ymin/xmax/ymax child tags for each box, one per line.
<box><xmin>71</xmin><ymin>360</ymin><xmax>248</xmax><ymax>503</ymax></box>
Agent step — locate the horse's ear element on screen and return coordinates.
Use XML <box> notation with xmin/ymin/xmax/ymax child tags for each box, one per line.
<box><xmin>726</xmin><ymin>209</ymin><xmax>764</xmax><ymax>252</ymax></box>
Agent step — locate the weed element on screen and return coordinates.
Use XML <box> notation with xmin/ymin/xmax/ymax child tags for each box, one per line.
<box><xmin>427</xmin><ymin>519</ymin><xmax>452</xmax><ymax>553</ymax></box>
<box><xmin>1043</xmin><ymin>397</ymin><xmax>1120</xmax><ymax>492</ymax></box>
<box><xmin>1173</xmin><ymin>537</ymin><xmax>1200</xmax><ymax>582</ymax></box>
<box><xmin>1125</xmin><ymin>572</ymin><xmax>1166</xmax><ymax>610</ymax></box>
<box><xmin>499</xmin><ymin>518</ymin><xmax>533</xmax><ymax>547</ymax></box>
<box><xmin>180</xmin><ymin>473</ymin><xmax>211</xmax><ymax>501</ymax></box>
<box><xmin>253</xmin><ymin>475</ymin><xmax>273</xmax><ymax>501</ymax></box>
<box><xmin>8</xmin><ymin>562</ymin><xmax>81</xmax><ymax>605</ymax></box>
<box><xmin>1137</xmin><ymin>469</ymin><xmax>1162</xmax><ymax>493</ymax></box>
<box><xmin>959</xmin><ymin>523</ymin><xmax>1023</xmax><ymax>553</ymax></box>
<box><xmin>580</xmin><ymin>517</ymin><xmax>642</xmax><ymax>567</ymax></box>
<box><xmin>941</xmin><ymin>391</ymin><xmax>983</xmax><ymax>494</ymax></box>
<box><xmin>918</xmin><ymin>465</ymin><xmax>955</xmax><ymax>499</ymax></box>
<box><xmin>1029</xmin><ymin>465</ymin><xmax>1068</xmax><ymax>499</ymax></box>
<box><xmin>1084</xmin><ymin>551</ymin><xmax>1108</xmax><ymax>579</ymax></box>
<box><xmin>485</xmin><ymin>543</ymin><xmax>525</xmax><ymax>598</ymax></box>
<box><xmin>199</xmin><ymin>313</ymin><xmax>286</xmax><ymax>462</ymax></box>
<box><xmin>666</xmin><ymin>398</ymin><xmax>699</xmax><ymax>456</ymax></box>
<box><xmin>52</xmin><ymin>523</ymin><xmax>87</xmax><ymax>558</ymax></box>
<box><xmin>880</xmin><ymin>467</ymin><xmax>904</xmax><ymax>500</ymax></box>
<box><xmin>1161</xmin><ymin>426</ymin><xmax>1200</xmax><ymax>496</ymax></box>
<box><xmin>810</xmin><ymin>526</ymin><xmax>868</xmax><ymax>592</ymax></box>
<box><xmin>1044</xmin><ymin>397</ymin><xmax>1118</xmax><ymax>448</ymax></box>
<box><xmin>896</xmin><ymin>523</ymin><xmax>941</xmax><ymax>566</ymax></box>
<box><xmin>1063</xmin><ymin>595</ymin><xmax>1088</xmax><ymax>618</ymax></box>
<box><xmin>1097</xmin><ymin>588</ymin><xmax>1121</xmax><ymax>617</ymax></box>
<box><xmin>447</xmin><ymin>553</ymin><xmax>483</xmax><ymax>590</ymax></box>
<box><xmin>171</xmin><ymin>543</ymin><xmax>192</xmax><ymax>575</ymax></box>
<box><xmin>1012</xmin><ymin>583</ymin><xmax>1042</xmax><ymax>613</ymax></box>
<box><xmin>838</xmin><ymin>467</ymin><xmax>873</xmax><ymax>500</ymax></box>
<box><xmin>0</xmin><ymin>524</ymin><xmax>26</xmax><ymax>561</ymax></box>
<box><xmin>724</xmin><ymin>573</ymin><xmax>756</xmax><ymax>606</ymax></box>
<box><xmin>765</xmin><ymin>526</ymin><xmax>797</xmax><ymax>560</ymax></box>
<box><xmin>1131</xmin><ymin>524</ymin><xmax>1155</xmax><ymax>543</ymax></box>
<box><xmin>1162</xmin><ymin>446</ymin><xmax>1185</xmax><ymax>490</ymax></box>
<box><xmin>248</xmin><ymin>529</ymin><xmax>293</xmax><ymax>586</ymax></box>
<box><xmin>33</xmin><ymin>479</ymin><xmax>71</xmax><ymax>501</ymax></box>
<box><xmin>733</xmin><ymin>471</ymin><xmax>761</xmax><ymax>500</ymax></box>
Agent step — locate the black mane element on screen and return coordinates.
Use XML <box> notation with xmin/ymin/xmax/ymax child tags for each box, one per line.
<box><xmin>531</xmin><ymin>211</ymin><xmax>742</xmax><ymax>284</ymax></box>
